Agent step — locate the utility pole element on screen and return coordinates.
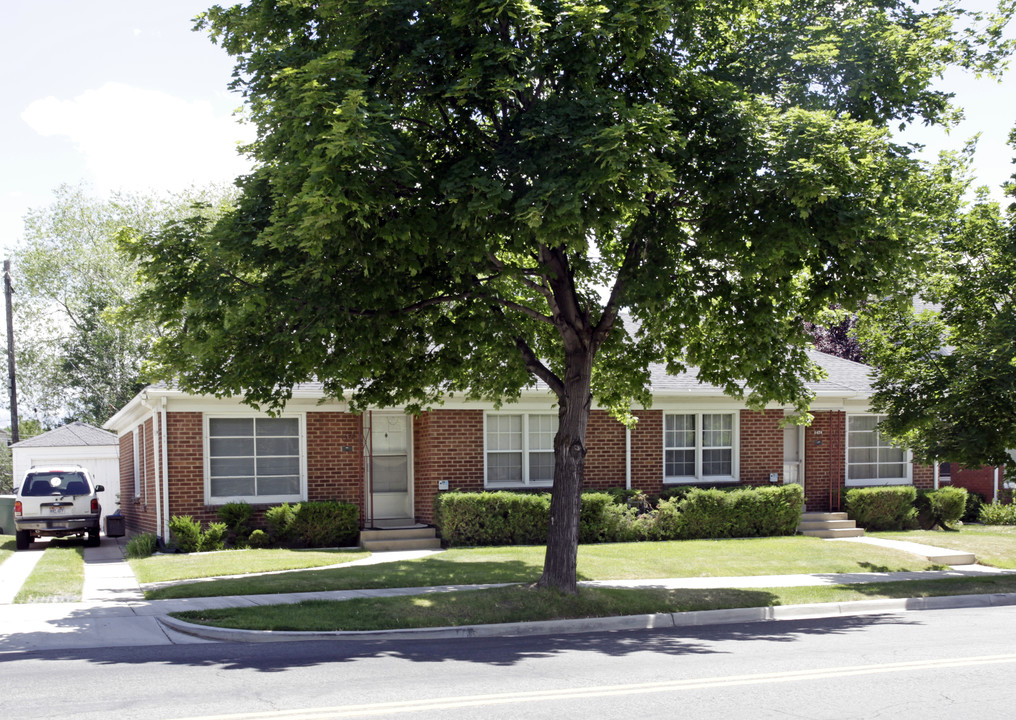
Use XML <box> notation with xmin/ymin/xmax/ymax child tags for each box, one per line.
<box><xmin>4</xmin><ymin>259</ymin><xmax>18</xmax><ymax>444</ymax></box>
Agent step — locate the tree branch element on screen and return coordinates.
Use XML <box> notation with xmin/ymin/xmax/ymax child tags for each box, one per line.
<box><xmin>515</xmin><ymin>335</ymin><xmax>564</xmax><ymax>398</ymax></box>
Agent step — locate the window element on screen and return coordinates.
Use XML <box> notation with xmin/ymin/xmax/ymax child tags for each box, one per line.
<box><xmin>485</xmin><ymin>413</ymin><xmax>558</xmax><ymax>487</ymax></box>
<box><xmin>206</xmin><ymin>415</ymin><xmax>305</xmax><ymax>503</ymax></box>
<box><xmin>664</xmin><ymin>412</ymin><xmax>736</xmax><ymax>483</ymax></box>
<box><xmin>846</xmin><ymin>414</ymin><xmax>910</xmax><ymax>485</ymax></box>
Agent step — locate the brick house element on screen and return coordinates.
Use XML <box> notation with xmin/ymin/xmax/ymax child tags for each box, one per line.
<box><xmin>103</xmin><ymin>351</ymin><xmax>947</xmax><ymax>540</ymax></box>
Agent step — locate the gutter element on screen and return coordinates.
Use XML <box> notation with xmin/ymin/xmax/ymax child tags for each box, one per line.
<box><xmin>161</xmin><ymin>396</ymin><xmax>170</xmax><ymax>541</ymax></box>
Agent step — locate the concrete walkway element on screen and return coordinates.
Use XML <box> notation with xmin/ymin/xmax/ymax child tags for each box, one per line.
<box><xmin>0</xmin><ymin>534</ymin><xmax>1013</xmax><ymax>653</ymax></box>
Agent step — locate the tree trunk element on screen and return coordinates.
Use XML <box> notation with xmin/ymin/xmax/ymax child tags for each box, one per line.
<box><xmin>536</xmin><ymin>348</ymin><xmax>593</xmax><ymax>594</ymax></box>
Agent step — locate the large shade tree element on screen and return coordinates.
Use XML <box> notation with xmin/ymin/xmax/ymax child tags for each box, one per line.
<box><xmin>857</xmin><ymin>140</ymin><xmax>1016</xmax><ymax>469</ymax></box>
<box><xmin>128</xmin><ymin>0</ymin><xmax>1006</xmax><ymax>592</ymax></box>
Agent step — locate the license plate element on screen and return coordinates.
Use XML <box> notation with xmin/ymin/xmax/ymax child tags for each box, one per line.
<box><xmin>49</xmin><ymin>506</ymin><xmax>65</xmax><ymax>514</ymax></box>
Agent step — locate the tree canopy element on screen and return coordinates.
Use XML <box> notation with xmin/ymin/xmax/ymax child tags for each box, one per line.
<box><xmin>127</xmin><ymin>0</ymin><xmax>1007</xmax><ymax>591</ymax></box>
<box><xmin>10</xmin><ymin>184</ymin><xmax>234</xmax><ymax>427</ymax></box>
<box><xmin>858</xmin><ymin>135</ymin><xmax>1016</xmax><ymax>469</ymax></box>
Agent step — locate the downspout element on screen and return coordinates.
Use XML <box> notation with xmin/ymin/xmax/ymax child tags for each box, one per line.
<box><xmin>994</xmin><ymin>466</ymin><xmax>1000</xmax><ymax>504</ymax></box>
<box><xmin>151</xmin><ymin>409</ymin><xmax>162</xmax><ymax>545</ymax></box>
<box><xmin>934</xmin><ymin>462</ymin><xmax>940</xmax><ymax>490</ymax></box>
<box><xmin>161</xmin><ymin>397</ymin><xmax>170</xmax><ymax>540</ymax></box>
<box><xmin>625</xmin><ymin>424</ymin><xmax>631</xmax><ymax>491</ymax></box>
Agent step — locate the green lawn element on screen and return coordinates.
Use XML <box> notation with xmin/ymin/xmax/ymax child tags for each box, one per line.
<box><xmin>0</xmin><ymin>535</ymin><xmax>14</xmax><ymax>567</ymax></box>
<box><xmin>146</xmin><ymin>536</ymin><xmax>941</xmax><ymax>600</ymax></box>
<box><xmin>869</xmin><ymin>525</ymin><xmax>1016</xmax><ymax>569</ymax></box>
<box><xmin>130</xmin><ymin>548</ymin><xmax>370</xmax><ymax>584</ymax></box>
<box><xmin>173</xmin><ymin>573</ymin><xmax>1016</xmax><ymax>632</ymax></box>
<box><xmin>14</xmin><ymin>541</ymin><xmax>84</xmax><ymax>603</ymax></box>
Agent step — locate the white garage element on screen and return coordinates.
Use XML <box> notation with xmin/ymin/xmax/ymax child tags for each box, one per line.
<box><xmin>11</xmin><ymin>422</ymin><xmax>120</xmax><ymax>526</ymax></box>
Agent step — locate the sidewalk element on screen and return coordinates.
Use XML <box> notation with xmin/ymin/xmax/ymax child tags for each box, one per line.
<box><xmin>1</xmin><ymin>535</ymin><xmax>1014</xmax><ymax>653</ymax></box>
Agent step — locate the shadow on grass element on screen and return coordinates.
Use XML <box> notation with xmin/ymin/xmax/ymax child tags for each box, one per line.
<box><xmin>145</xmin><ymin>558</ymin><xmax>546</xmax><ymax>600</ymax></box>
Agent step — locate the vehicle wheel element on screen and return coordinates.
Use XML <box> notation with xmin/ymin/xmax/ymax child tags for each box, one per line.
<box><xmin>15</xmin><ymin>530</ymin><xmax>31</xmax><ymax>550</ymax></box>
<box><xmin>86</xmin><ymin>528</ymin><xmax>100</xmax><ymax>547</ymax></box>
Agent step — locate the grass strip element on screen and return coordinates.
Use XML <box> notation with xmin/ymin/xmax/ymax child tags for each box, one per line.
<box><xmin>130</xmin><ymin>548</ymin><xmax>370</xmax><ymax>584</ymax></box>
<box><xmin>0</xmin><ymin>535</ymin><xmax>14</xmax><ymax>567</ymax></box>
<box><xmin>869</xmin><ymin>525</ymin><xmax>1016</xmax><ymax>569</ymax></box>
<box><xmin>172</xmin><ymin>574</ymin><xmax>1016</xmax><ymax>632</ymax></box>
<box><xmin>14</xmin><ymin>542</ymin><xmax>85</xmax><ymax>603</ymax></box>
<box><xmin>147</xmin><ymin>537</ymin><xmax>940</xmax><ymax>600</ymax></box>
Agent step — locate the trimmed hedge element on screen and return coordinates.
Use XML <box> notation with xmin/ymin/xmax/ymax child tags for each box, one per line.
<box><xmin>434</xmin><ymin>484</ymin><xmax>805</xmax><ymax>546</ymax></box>
<box><xmin>915</xmin><ymin>486</ymin><xmax>968</xmax><ymax>530</ymax></box>
<box><xmin>289</xmin><ymin>500</ymin><xmax>359</xmax><ymax>548</ymax></box>
<box><xmin>844</xmin><ymin>486</ymin><xmax>917</xmax><ymax>530</ymax></box>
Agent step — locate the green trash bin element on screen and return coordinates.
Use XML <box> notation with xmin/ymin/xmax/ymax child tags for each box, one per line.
<box><xmin>0</xmin><ymin>495</ymin><xmax>15</xmax><ymax>536</ymax></box>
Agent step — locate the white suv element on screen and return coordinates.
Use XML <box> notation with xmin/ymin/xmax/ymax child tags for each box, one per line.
<box><xmin>14</xmin><ymin>466</ymin><xmax>104</xmax><ymax>550</ymax></box>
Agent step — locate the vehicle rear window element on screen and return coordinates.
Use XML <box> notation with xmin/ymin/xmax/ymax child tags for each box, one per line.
<box><xmin>21</xmin><ymin>472</ymin><xmax>90</xmax><ymax>496</ymax></box>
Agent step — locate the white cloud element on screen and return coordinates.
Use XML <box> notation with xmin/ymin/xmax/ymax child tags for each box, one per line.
<box><xmin>21</xmin><ymin>82</ymin><xmax>255</xmax><ymax>194</ymax></box>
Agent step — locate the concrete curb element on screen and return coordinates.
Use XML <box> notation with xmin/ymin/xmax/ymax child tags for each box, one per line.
<box><xmin>157</xmin><ymin>591</ymin><xmax>1016</xmax><ymax>644</ymax></box>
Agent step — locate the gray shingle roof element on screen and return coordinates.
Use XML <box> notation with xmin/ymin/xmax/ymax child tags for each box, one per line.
<box><xmin>11</xmin><ymin>421</ymin><xmax>118</xmax><ymax>448</ymax></box>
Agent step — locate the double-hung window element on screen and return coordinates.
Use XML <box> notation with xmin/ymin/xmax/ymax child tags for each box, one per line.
<box><xmin>485</xmin><ymin>413</ymin><xmax>557</xmax><ymax>487</ymax></box>
<box><xmin>206</xmin><ymin>415</ymin><xmax>305</xmax><ymax>503</ymax></box>
<box><xmin>846</xmin><ymin>414</ymin><xmax>909</xmax><ymax>485</ymax></box>
<box><xmin>664</xmin><ymin>412</ymin><xmax>736</xmax><ymax>483</ymax></box>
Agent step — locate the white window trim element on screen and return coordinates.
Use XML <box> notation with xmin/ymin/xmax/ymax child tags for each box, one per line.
<box><xmin>845</xmin><ymin>413</ymin><xmax>912</xmax><ymax>487</ymax></box>
<box><xmin>663</xmin><ymin>411</ymin><xmax>739</xmax><ymax>484</ymax></box>
<box><xmin>483</xmin><ymin>412</ymin><xmax>558</xmax><ymax>488</ymax></box>
<box><xmin>203</xmin><ymin>412</ymin><xmax>308</xmax><ymax>505</ymax></box>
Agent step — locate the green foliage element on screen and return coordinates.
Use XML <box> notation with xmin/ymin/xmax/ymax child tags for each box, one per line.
<box><xmin>134</xmin><ymin>1</ymin><xmax>1003</xmax><ymax>590</ymax></box>
<box><xmin>12</xmin><ymin>184</ymin><xmax>235</xmax><ymax>425</ymax></box>
<box><xmin>979</xmin><ymin>502</ymin><xmax>1016</xmax><ymax>525</ymax></box>
<box><xmin>248</xmin><ymin>529</ymin><xmax>270</xmax><ymax>549</ymax></box>
<box><xmin>435</xmin><ymin>486</ymin><xmax>804</xmax><ymax>545</ymax></box>
<box><xmin>289</xmin><ymin>501</ymin><xmax>359</xmax><ymax>548</ymax></box>
<box><xmin>168</xmin><ymin>515</ymin><xmax>202</xmax><ymax>554</ymax></box>
<box><xmin>857</xmin><ymin>151</ymin><xmax>1016</xmax><ymax>469</ymax></box>
<box><xmin>844</xmin><ymin>487</ymin><xmax>918</xmax><ymax>531</ymax></box>
<box><xmin>963</xmin><ymin>492</ymin><xmax>986</xmax><ymax>523</ymax></box>
<box><xmin>217</xmin><ymin>502</ymin><xmax>253</xmax><ymax>547</ymax></box>
<box><xmin>125</xmin><ymin>532</ymin><xmax>158</xmax><ymax>559</ymax></box>
<box><xmin>915</xmin><ymin>486</ymin><xmax>968</xmax><ymax>530</ymax></box>
<box><xmin>265</xmin><ymin>502</ymin><xmax>300</xmax><ymax>545</ymax></box>
<box><xmin>198</xmin><ymin>522</ymin><xmax>228</xmax><ymax>552</ymax></box>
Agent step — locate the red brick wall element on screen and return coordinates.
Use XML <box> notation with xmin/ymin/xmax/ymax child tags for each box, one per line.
<box><xmin>584</xmin><ymin>410</ymin><xmax>627</xmax><ymax>489</ymax></box>
<box><xmin>165</xmin><ymin>412</ymin><xmax>212</xmax><ymax>527</ymax></box>
<box><xmin>306</xmin><ymin>413</ymin><xmax>364</xmax><ymax>518</ymax></box>
<box><xmin>123</xmin><ymin>417</ymin><xmax>160</xmax><ymax>536</ymax></box>
<box><xmin>414</xmin><ymin>410</ymin><xmax>485</xmax><ymax>523</ymax></box>
<box><xmin>739</xmin><ymin>409</ymin><xmax>784</xmax><ymax>486</ymax></box>
<box><xmin>913</xmin><ymin>464</ymin><xmax>934</xmax><ymax>491</ymax></box>
<box><xmin>947</xmin><ymin>465</ymin><xmax>1003</xmax><ymax>500</ymax></box>
<box><xmin>630</xmin><ymin>410</ymin><xmax>663</xmax><ymax>494</ymax></box>
<box><xmin>804</xmin><ymin>410</ymin><xmax>846</xmax><ymax>511</ymax></box>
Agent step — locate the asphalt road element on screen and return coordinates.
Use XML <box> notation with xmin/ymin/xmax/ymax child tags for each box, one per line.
<box><xmin>4</xmin><ymin>605</ymin><xmax>1016</xmax><ymax>720</ymax></box>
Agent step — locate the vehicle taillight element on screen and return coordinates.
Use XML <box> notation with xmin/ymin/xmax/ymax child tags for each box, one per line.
<box><xmin>14</xmin><ymin>500</ymin><xmax>21</xmax><ymax>517</ymax></box>
<box><xmin>91</xmin><ymin>498</ymin><xmax>99</xmax><ymax>514</ymax></box>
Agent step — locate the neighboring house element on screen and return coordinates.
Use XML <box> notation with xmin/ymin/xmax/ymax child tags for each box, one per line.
<box><xmin>103</xmin><ymin>351</ymin><xmax>949</xmax><ymax>540</ymax></box>
<box><xmin>10</xmin><ymin>422</ymin><xmax>121</xmax><ymax>525</ymax></box>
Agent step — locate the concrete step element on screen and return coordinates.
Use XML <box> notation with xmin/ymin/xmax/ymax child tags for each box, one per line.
<box><xmin>800</xmin><ymin>527</ymin><xmax>866</xmax><ymax>539</ymax></box>
<box><xmin>799</xmin><ymin>520</ymin><xmax>857</xmax><ymax>531</ymax></box>
<box><xmin>360</xmin><ymin>526</ymin><xmax>442</xmax><ymax>552</ymax></box>
<box><xmin>361</xmin><ymin>537</ymin><xmax>443</xmax><ymax>552</ymax></box>
<box><xmin>800</xmin><ymin>512</ymin><xmax>849</xmax><ymax>522</ymax></box>
<box><xmin>360</xmin><ymin>527</ymin><xmax>436</xmax><ymax>542</ymax></box>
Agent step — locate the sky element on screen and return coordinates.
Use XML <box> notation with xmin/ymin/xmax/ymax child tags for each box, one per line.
<box><xmin>2</xmin><ymin>1</ymin><xmax>1015</xmax><ymax>258</ymax></box>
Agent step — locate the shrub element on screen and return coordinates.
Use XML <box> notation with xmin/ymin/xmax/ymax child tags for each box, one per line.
<box><xmin>198</xmin><ymin>522</ymin><xmax>228</xmax><ymax>552</ymax></box>
<box><xmin>844</xmin><ymin>486</ymin><xmax>917</xmax><ymax>531</ymax></box>
<box><xmin>248</xmin><ymin>529</ymin><xmax>270</xmax><ymax>548</ymax></box>
<box><xmin>217</xmin><ymin>502</ymin><xmax>253</xmax><ymax>547</ymax></box>
<box><xmin>265</xmin><ymin>502</ymin><xmax>300</xmax><ymax>545</ymax></box>
<box><xmin>963</xmin><ymin>492</ymin><xmax>986</xmax><ymax>523</ymax></box>
<box><xmin>915</xmin><ymin>487</ymin><xmax>968</xmax><ymax>530</ymax></box>
<box><xmin>436</xmin><ymin>492</ymin><xmax>549</xmax><ymax>546</ymax></box>
<box><xmin>125</xmin><ymin>532</ymin><xmax>158</xmax><ymax>559</ymax></box>
<box><xmin>979</xmin><ymin>501</ymin><xmax>1016</xmax><ymax>525</ymax></box>
<box><xmin>290</xmin><ymin>500</ymin><xmax>359</xmax><ymax>548</ymax></box>
<box><xmin>168</xmin><ymin>515</ymin><xmax>202</xmax><ymax>553</ymax></box>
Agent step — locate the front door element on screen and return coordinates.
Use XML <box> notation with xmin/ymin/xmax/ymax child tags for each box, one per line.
<box><xmin>783</xmin><ymin>424</ymin><xmax>804</xmax><ymax>488</ymax></box>
<box><xmin>367</xmin><ymin>414</ymin><xmax>412</xmax><ymax>521</ymax></box>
